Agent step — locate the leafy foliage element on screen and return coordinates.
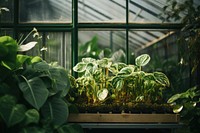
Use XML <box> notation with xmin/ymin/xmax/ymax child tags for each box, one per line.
<box><xmin>69</xmin><ymin>54</ymin><xmax>170</xmax><ymax>105</ymax></box>
<box><xmin>0</xmin><ymin>35</ymin><xmax>82</xmax><ymax>133</ymax></box>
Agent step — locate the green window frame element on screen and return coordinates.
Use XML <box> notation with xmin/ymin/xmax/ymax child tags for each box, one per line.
<box><xmin>1</xmin><ymin>0</ymin><xmax>182</xmax><ymax>76</ymax></box>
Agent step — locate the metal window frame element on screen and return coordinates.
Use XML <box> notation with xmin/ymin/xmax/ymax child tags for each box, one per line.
<box><xmin>0</xmin><ymin>0</ymin><xmax>182</xmax><ymax>76</ymax></box>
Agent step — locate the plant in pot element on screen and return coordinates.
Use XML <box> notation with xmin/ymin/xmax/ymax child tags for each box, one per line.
<box><xmin>0</xmin><ymin>29</ymin><xmax>83</xmax><ymax>133</ymax></box>
<box><xmin>68</xmin><ymin>54</ymin><xmax>171</xmax><ymax>114</ymax></box>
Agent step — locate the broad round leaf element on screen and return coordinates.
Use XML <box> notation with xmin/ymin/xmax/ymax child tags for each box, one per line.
<box><xmin>0</xmin><ymin>95</ymin><xmax>26</xmax><ymax>127</ymax></box>
<box><xmin>73</xmin><ymin>62</ymin><xmax>87</xmax><ymax>73</ymax></box>
<box><xmin>49</xmin><ymin>67</ymin><xmax>70</xmax><ymax>97</ymax></box>
<box><xmin>23</xmin><ymin>109</ymin><xmax>40</xmax><ymax>126</ymax></box>
<box><xmin>19</xmin><ymin>76</ymin><xmax>49</xmax><ymax>110</ymax></box>
<box><xmin>41</xmin><ymin>97</ymin><xmax>69</xmax><ymax>126</ymax></box>
<box><xmin>135</xmin><ymin>54</ymin><xmax>150</xmax><ymax>67</ymax></box>
<box><xmin>58</xmin><ymin>124</ymin><xmax>84</xmax><ymax>133</ymax></box>
<box><xmin>0</xmin><ymin>36</ymin><xmax>17</xmax><ymax>69</ymax></box>
<box><xmin>97</xmin><ymin>89</ymin><xmax>108</xmax><ymax>101</ymax></box>
<box><xmin>20</xmin><ymin>127</ymin><xmax>46</xmax><ymax>133</ymax></box>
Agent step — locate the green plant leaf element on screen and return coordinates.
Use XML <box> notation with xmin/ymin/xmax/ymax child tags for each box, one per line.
<box><xmin>113</xmin><ymin>78</ymin><xmax>124</xmax><ymax>91</ymax></box>
<box><xmin>0</xmin><ymin>95</ymin><xmax>26</xmax><ymax>127</ymax></box>
<box><xmin>57</xmin><ymin>124</ymin><xmax>84</xmax><ymax>133</ymax></box>
<box><xmin>135</xmin><ymin>54</ymin><xmax>150</xmax><ymax>67</ymax></box>
<box><xmin>73</xmin><ymin>62</ymin><xmax>87</xmax><ymax>73</ymax></box>
<box><xmin>23</xmin><ymin>109</ymin><xmax>40</xmax><ymax>126</ymax></box>
<box><xmin>0</xmin><ymin>36</ymin><xmax>18</xmax><ymax>70</ymax></box>
<box><xmin>31</xmin><ymin>56</ymin><xmax>43</xmax><ymax>64</ymax></box>
<box><xmin>16</xmin><ymin>54</ymin><xmax>32</xmax><ymax>67</ymax></box>
<box><xmin>82</xmin><ymin>57</ymin><xmax>96</xmax><ymax>63</ymax></box>
<box><xmin>153</xmin><ymin>72</ymin><xmax>170</xmax><ymax>87</ymax></box>
<box><xmin>33</xmin><ymin>61</ymin><xmax>50</xmax><ymax>71</ymax></box>
<box><xmin>167</xmin><ymin>93</ymin><xmax>181</xmax><ymax>103</ymax></box>
<box><xmin>118</xmin><ymin>66</ymin><xmax>135</xmax><ymax>77</ymax></box>
<box><xmin>19</xmin><ymin>76</ymin><xmax>49</xmax><ymax>110</ymax></box>
<box><xmin>41</xmin><ymin>97</ymin><xmax>69</xmax><ymax>126</ymax></box>
<box><xmin>49</xmin><ymin>66</ymin><xmax>70</xmax><ymax>97</ymax></box>
<box><xmin>97</xmin><ymin>58</ymin><xmax>112</xmax><ymax>68</ymax></box>
<box><xmin>97</xmin><ymin>89</ymin><xmax>108</xmax><ymax>101</ymax></box>
<box><xmin>173</xmin><ymin>104</ymin><xmax>183</xmax><ymax>113</ymax></box>
<box><xmin>20</xmin><ymin>127</ymin><xmax>46</xmax><ymax>133</ymax></box>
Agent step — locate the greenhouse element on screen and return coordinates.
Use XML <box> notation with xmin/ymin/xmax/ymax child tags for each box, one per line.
<box><xmin>0</xmin><ymin>0</ymin><xmax>200</xmax><ymax>133</ymax></box>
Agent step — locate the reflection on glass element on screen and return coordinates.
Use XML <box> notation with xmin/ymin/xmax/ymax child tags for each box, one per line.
<box><xmin>25</xmin><ymin>32</ymin><xmax>71</xmax><ymax>70</ymax></box>
<box><xmin>128</xmin><ymin>0</ymin><xmax>181</xmax><ymax>23</ymax></box>
<box><xmin>45</xmin><ymin>32</ymin><xmax>71</xmax><ymax>70</ymax></box>
<box><xmin>0</xmin><ymin>28</ymin><xmax>13</xmax><ymax>37</ymax></box>
<box><xmin>128</xmin><ymin>30</ymin><xmax>179</xmax><ymax>67</ymax></box>
<box><xmin>0</xmin><ymin>0</ymin><xmax>14</xmax><ymax>23</ymax></box>
<box><xmin>78</xmin><ymin>30</ymin><xmax>126</xmax><ymax>62</ymax></box>
<box><xmin>78</xmin><ymin>0</ymin><xmax>126</xmax><ymax>22</ymax></box>
<box><xmin>19</xmin><ymin>0</ymin><xmax>72</xmax><ymax>23</ymax></box>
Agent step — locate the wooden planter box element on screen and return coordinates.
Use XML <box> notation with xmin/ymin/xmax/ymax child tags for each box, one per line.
<box><xmin>68</xmin><ymin>113</ymin><xmax>180</xmax><ymax>123</ymax></box>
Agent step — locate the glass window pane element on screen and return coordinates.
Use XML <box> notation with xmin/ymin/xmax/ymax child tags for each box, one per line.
<box><xmin>78</xmin><ymin>30</ymin><xmax>126</xmax><ymax>62</ymax></box>
<box><xmin>128</xmin><ymin>30</ymin><xmax>176</xmax><ymax>63</ymax></box>
<box><xmin>25</xmin><ymin>32</ymin><xmax>71</xmax><ymax>70</ymax></box>
<box><xmin>78</xmin><ymin>0</ymin><xmax>126</xmax><ymax>22</ymax></box>
<box><xmin>0</xmin><ymin>28</ymin><xmax>13</xmax><ymax>36</ymax></box>
<box><xmin>19</xmin><ymin>0</ymin><xmax>72</xmax><ymax>23</ymax></box>
<box><xmin>0</xmin><ymin>0</ymin><xmax>14</xmax><ymax>23</ymax></box>
<box><xmin>129</xmin><ymin>0</ymin><xmax>182</xmax><ymax>23</ymax></box>
<box><xmin>45</xmin><ymin>32</ymin><xmax>71</xmax><ymax>70</ymax></box>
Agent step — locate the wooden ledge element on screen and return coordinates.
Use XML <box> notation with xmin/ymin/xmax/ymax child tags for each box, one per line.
<box><xmin>68</xmin><ymin>113</ymin><xmax>180</xmax><ymax>123</ymax></box>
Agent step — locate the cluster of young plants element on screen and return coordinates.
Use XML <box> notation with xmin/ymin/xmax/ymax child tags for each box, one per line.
<box><xmin>0</xmin><ymin>29</ymin><xmax>83</xmax><ymax>133</ymax></box>
<box><xmin>69</xmin><ymin>54</ymin><xmax>170</xmax><ymax>113</ymax></box>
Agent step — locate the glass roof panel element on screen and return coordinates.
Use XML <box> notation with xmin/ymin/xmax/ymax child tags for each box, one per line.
<box><xmin>78</xmin><ymin>0</ymin><xmax>126</xmax><ymax>22</ymax></box>
<box><xmin>19</xmin><ymin>0</ymin><xmax>72</xmax><ymax>23</ymax></box>
<box><xmin>129</xmin><ymin>0</ymin><xmax>181</xmax><ymax>23</ymax></box>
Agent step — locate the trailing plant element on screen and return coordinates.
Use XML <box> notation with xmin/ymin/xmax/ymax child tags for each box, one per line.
<box><xmin>0</xmin><ymin>30</ymin><xmax>83</xmax><ymax>133</ymax></box>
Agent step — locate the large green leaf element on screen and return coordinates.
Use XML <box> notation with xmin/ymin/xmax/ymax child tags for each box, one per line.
<box><xmin>41</xmin><ymin>97</ymin><xmax>69</xmax><ymax>126</ymax></box>
<box><xmin>23</xmin><ymin>109</ymin><xmax>40</xmax><ymax>126</ymax></box>
<box><xmin>0</xmin><ymin>95</ymin><xmax>26</xmax><ymax>127</ymax></box>
<box><xmin>16</xmin><ymin>54</ymin><xmax>32</xmax><ymax>68</ymax></box>
<box><xmin>19</xmin><ymin>76</ymin><xmax>49</xmax><ymax>110</ymax></box>
<box><xmin>20</xmin><ymin>127</ymin><xmax>46</xmax><ymax>133</ymax></box>
<box><xmin>0</xmin><ymin>36</ymin><xmax>18</xmax><ymax>69</ymax></box>
<box><xmin>57</xmin><ymin>124</ymin><xmax>84</xmax><ymax>133</ymax></box>
<box><xmin>49</xmin><ymin>67</ymin><xmax>70</xmax><ymax>97</ymax></box>
<box><xmin>135</xmin><ymin>54</ymin><xmax>150</xmax><ymax>67</ymax></box>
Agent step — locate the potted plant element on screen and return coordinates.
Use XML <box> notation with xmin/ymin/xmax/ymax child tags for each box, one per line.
<box><xmin>68</xmin><ymin>54</ymin><xmax>178</xmax><ymax>123</ymax></box>
<box><xmin>0</xmin><ymin>29</ymin><xmax>83</xmax><ymax>133</ymax></box>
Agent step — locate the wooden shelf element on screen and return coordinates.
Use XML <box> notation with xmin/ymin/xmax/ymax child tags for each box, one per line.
<box><xmin>68</xmin><ymin>113</ymin><xmax>180</xmax><ymax>123</ymax></box>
